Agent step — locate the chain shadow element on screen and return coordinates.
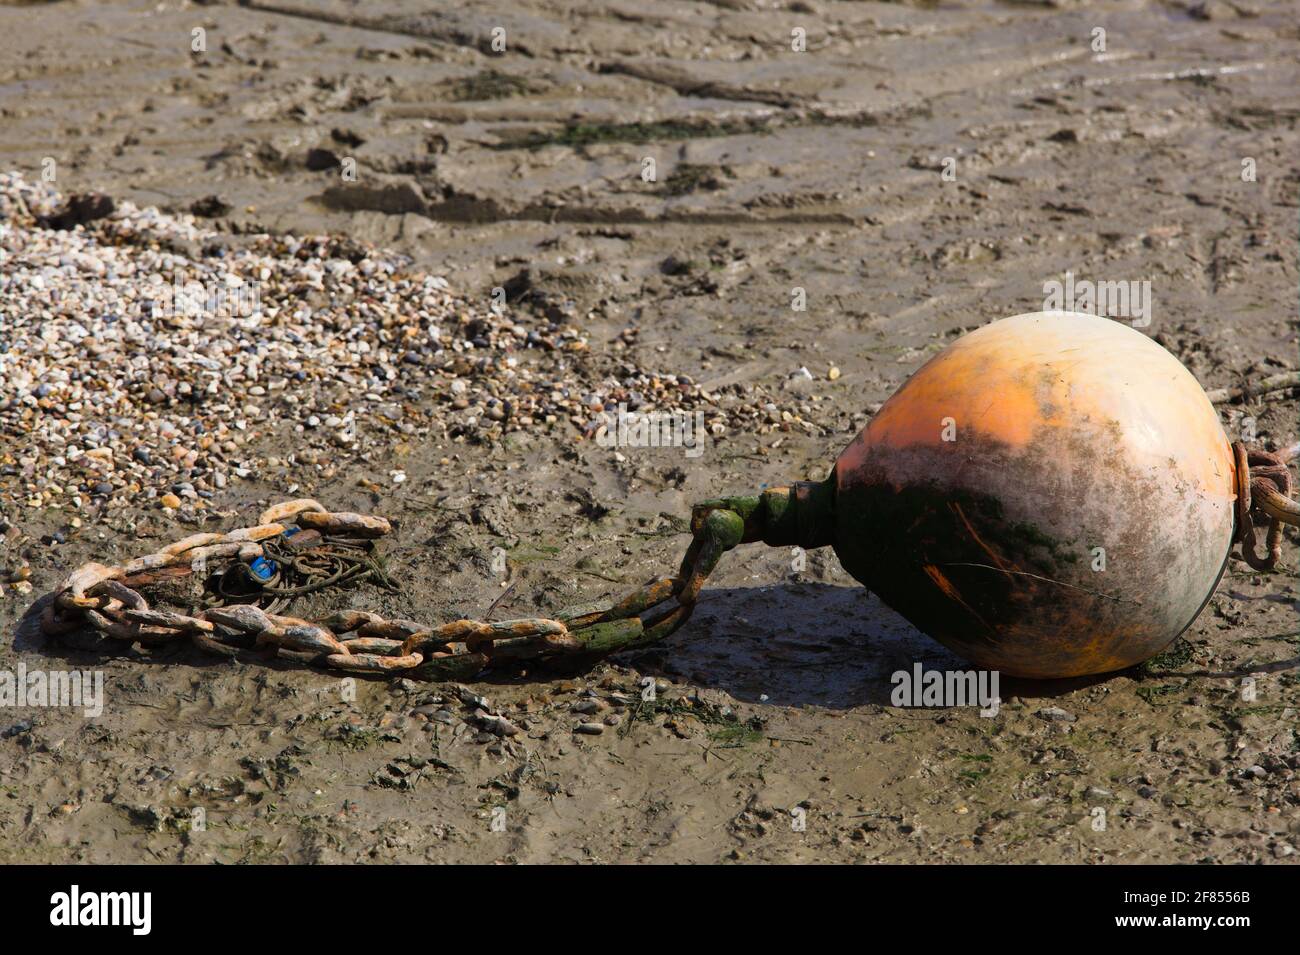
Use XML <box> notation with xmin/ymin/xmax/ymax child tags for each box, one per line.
<box><xmin>14</xmin><ymin>592</ymin><xmax>334</xmax><ymax>678</ymax></box>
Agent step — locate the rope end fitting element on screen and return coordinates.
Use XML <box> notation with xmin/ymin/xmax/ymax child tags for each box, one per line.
<box><xmin>689</xmin><ymin>473</ymin><xmax>837</xmax><ymax>552</ymax></box>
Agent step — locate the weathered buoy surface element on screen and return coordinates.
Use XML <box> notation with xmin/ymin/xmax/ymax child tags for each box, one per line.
<box><xmin>831</xmin><ymin>310</ymin><xmax>1235</xmax><ymax>678</ymax></box>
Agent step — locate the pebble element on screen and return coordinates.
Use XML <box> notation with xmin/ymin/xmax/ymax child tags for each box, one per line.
<box><xmin>2</xmin><ymin>718</ymin><xmax>35</xmax><ymax>738</ymax></box>
<box><xmin>1036</xmin><ymin>706</ymin><xmax>1076</xmax><ymax>723</ymax></box>
<box><xmin>474</xmin><ymin>712</ymin><xmax>520</xmax><ymax>737</ymax></box>
<box><xmin>574</xmin><ymin>722</ymin><xmax>605</xmax><ymax>735</ymax></box>
<box><xmin>456</xmin><ymin>687</ymin><xmax>491</xmax><ymax>710</ymax></box>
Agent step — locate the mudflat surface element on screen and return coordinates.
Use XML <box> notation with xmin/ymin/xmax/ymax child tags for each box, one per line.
<box><xmin>1</xmin><ymin>0</ymin><xmax>1298</xmax><ymax>863</ymax></box>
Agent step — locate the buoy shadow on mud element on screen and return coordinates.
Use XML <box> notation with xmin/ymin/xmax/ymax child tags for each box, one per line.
<box><xmin>617</xmin><ymin>582</ymin><xmax>1118</xmax><ymax>710</ymax></box>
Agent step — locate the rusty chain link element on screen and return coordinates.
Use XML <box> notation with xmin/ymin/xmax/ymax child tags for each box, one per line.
<box><xmin>41</xmin><ymin>497</ymin><xmax>754</xmax><ymax>681</ymax></box>
<box><xmin>1232</xmin><ymin>441</ymin><xmax>1300</xmax><ymax>572</ymax></box>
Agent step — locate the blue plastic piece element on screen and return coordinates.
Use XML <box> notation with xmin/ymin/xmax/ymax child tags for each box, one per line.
<box><xmin>248</xmin><ymin>556</ymin><xmax>277</xmax><ymax>583</ymax></box>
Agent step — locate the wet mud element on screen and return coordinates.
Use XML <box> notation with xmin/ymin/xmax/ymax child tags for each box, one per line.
<box><xmin>1</xmin><ymin>0</ymin><xmax>1298</xmax><ymax>863</ymax></box>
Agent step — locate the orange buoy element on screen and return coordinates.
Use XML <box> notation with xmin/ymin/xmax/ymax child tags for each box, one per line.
<box><xmin>741</xmin><ymin>311</ymin><xmax>1241</xmax><ymax>678</ymax></box>
<box><xmin>832</xmin><ymin>311</ymin><xmax>1236</xmax><ymax>677</ymax></box>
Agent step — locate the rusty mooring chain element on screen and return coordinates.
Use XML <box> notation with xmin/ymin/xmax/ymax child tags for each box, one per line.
<box><xmin>1233</xmin><ymin>441</ymin><xmax>1300</xmax><ymax>572</ymax></box>
<box><xmin>41</xmin><ymin>497</ymin><xmax>756</xmax><ymax>681</ymax></box>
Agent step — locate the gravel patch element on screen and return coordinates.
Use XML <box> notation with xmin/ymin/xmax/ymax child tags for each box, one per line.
<box><xmin>0</xmin><ymin>174</ymin><xmax>809</xmax><ymax>533</ymax></box>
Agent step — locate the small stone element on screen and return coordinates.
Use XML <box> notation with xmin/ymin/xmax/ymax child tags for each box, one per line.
<box><xmin>574</xmin><ymin>722</ymin><xmax>604</xmax><ymax>736</ymax></box>
<box><xmin>1036</xmin><ymin>706</ymin><xmax>1076</xmax><ymax>723</ymax></box>
<box><xmin>475</xmin><ymin>713</ymin><xmax>520</xmax><ymax>737</ymax></box>
<box><xmin>457</xmin><ymin>687</ymin><xmax>490</xmax><ymax>710</ymax></box>
<box><xmin>2</xmin><ymin>719</ymin><xmax>34</xmax><ymax>739</ymax></box>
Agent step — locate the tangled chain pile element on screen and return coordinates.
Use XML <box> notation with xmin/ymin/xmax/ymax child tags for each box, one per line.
<box><xmin>42</xmin><ymin>496</ymin><xmax>753</xmax><ymax>681</ymax></box>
